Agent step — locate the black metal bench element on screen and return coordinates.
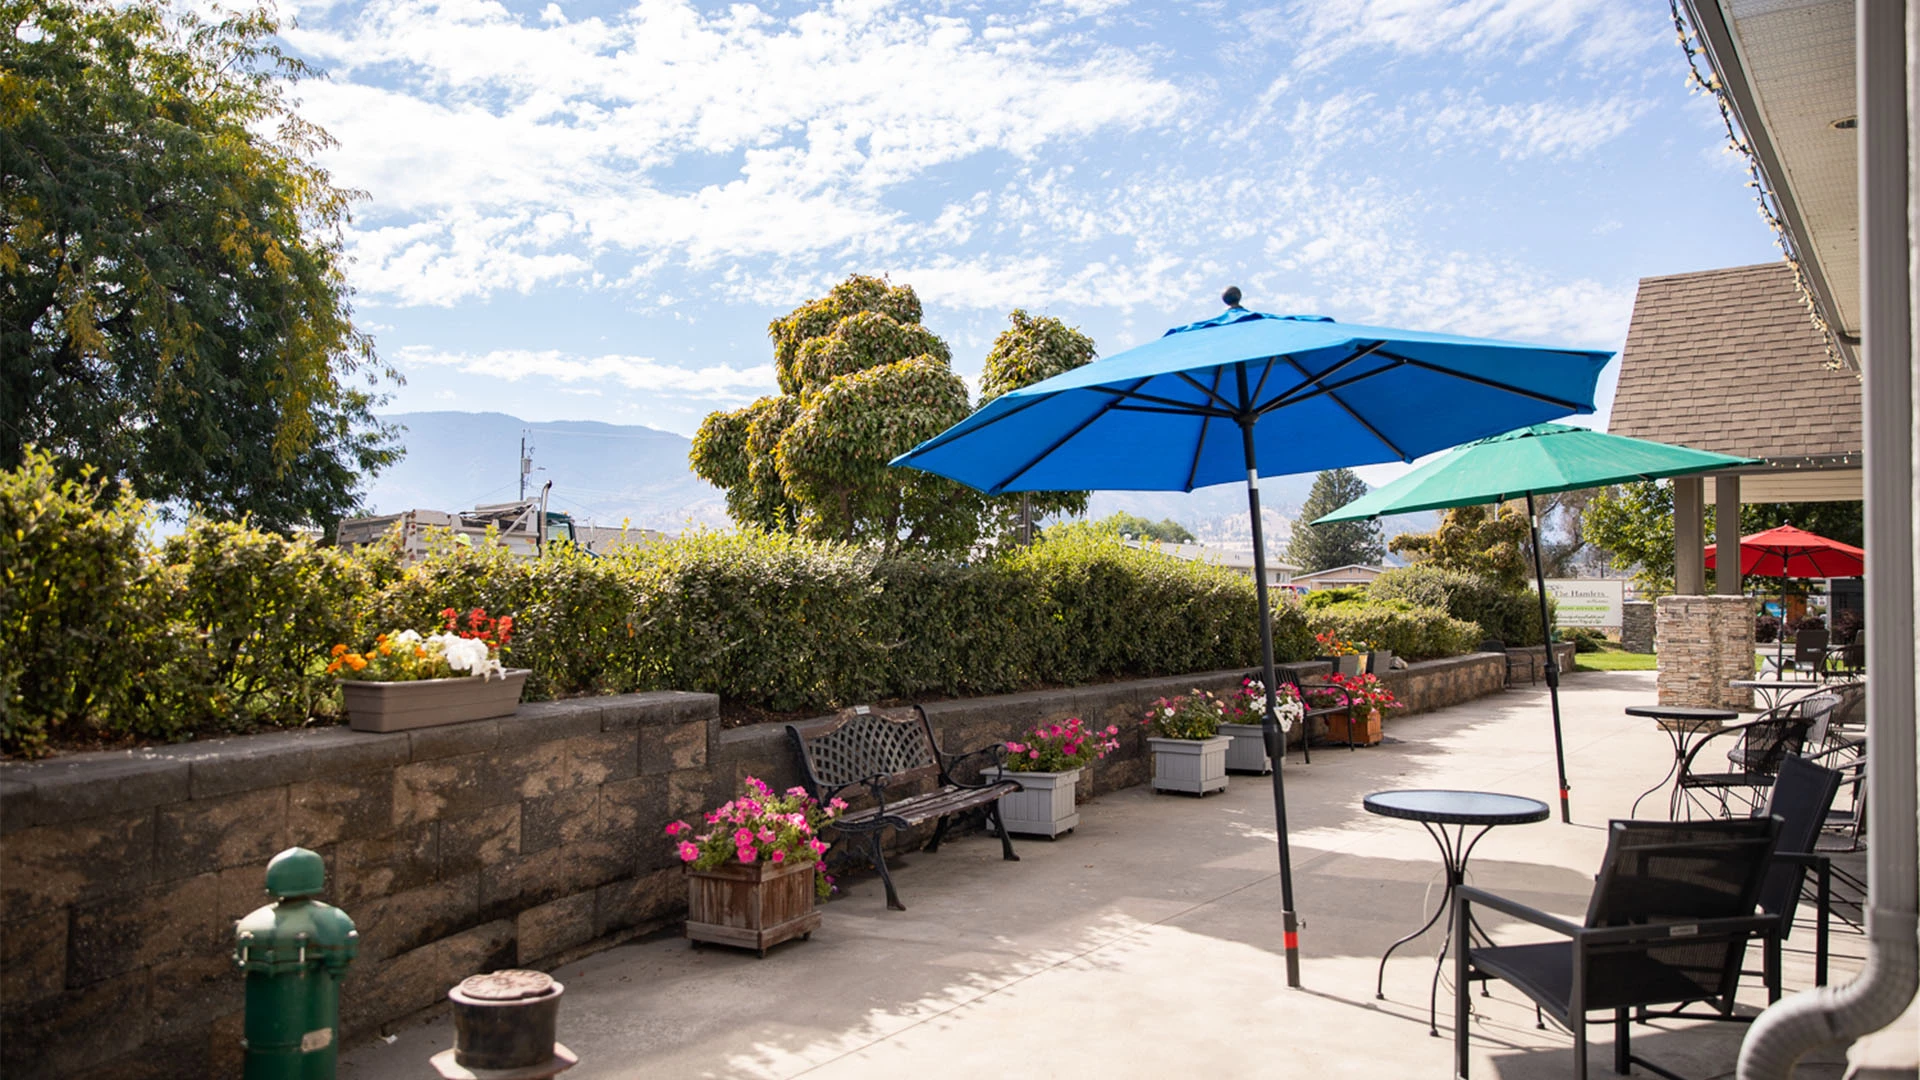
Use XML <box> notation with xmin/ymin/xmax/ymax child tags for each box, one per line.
<box><xmin>787</xmin><ymin>705</ymin><xmax>1021</xmax><ymax>911</ymax></box>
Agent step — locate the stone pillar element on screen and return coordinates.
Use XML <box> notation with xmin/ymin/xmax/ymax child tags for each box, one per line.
<box><xmin>1656</xmin><ymin>594</ymin><xmax>1755</xmax><ymax>708</ymax></box>
<box><xmin>1621</xmin><ymin>600</ymin><xmax>1656</xmax><ymax>653</ymax></box>
<box><xmin>1674</xmin><ymin>476</ymin><xmax>1706</xmax><ymax>596</ymax></box>
<box><xmin>1713</xmin><ymin>474</ymin><xmax>1742</xmax><ymax>595</ymax></box>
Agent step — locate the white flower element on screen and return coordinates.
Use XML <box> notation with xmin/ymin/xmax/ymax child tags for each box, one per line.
<box><xmin>390</xmin><ymin>629</ymin><xmax>424</xmax><ymax>646</ymax></box>
<box><xmin>427</xmin><ymin>632</ymin><xmax>504</xmax><ymax>680</ymax></box>
<box><xmin>1163</xmin><ymin>707</ymin><xmax>1175</xmax><ymax>718</ymax></box>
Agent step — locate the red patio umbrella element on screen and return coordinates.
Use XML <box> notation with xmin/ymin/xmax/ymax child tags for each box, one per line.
<box><xmin>1706</xmin><ymin>524</ymin><xmax>1865</xmax><ymax>672</ymax></box>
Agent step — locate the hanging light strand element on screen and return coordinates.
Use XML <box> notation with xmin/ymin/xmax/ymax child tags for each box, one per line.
<box><xmin>1667</xmin><ymin>0</ymin><xmax>1850</xmax><ymax>374</ymax></box>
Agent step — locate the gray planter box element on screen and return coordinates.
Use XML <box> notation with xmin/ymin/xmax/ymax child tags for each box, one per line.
<box><xmin>990</xmin><ymin>767</ymin><xmax>1080</xmax><ymax>838</ymax></box>
<box><xmin>340</xmin><ymin>669</ymin><xmax>530</xmax><ymax>733</ymax></box>
<box><xmin>1147</xmin><ymin>735</ymin><xmax>1230</xmax><ymax>795</ymax></box>
<box><xmin>1319</xmin><ymin>654</ymin><xmax>1363</xmax><ymax>676</ymax></box>
<box><xmin>1217</xmin><ymin>723</ymin><xmax>1271</xmax><ymax>774</ymax></box>
<box><xmin>1368</xmin><ymin>649</ymin><xmax>1394</xmax><ymax>674</ymax></box>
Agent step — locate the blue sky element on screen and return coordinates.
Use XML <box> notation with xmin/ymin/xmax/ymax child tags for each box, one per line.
<box><xmin>282</xmin><ymin>0</ymin><xmax>1781</xmax><ymax>474</ymax></box>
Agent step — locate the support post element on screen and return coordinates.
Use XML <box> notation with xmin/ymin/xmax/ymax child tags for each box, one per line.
<box><xmin>1714</xmin><ymin>474</ymin><xmax>1742</xmax><ymax>595</ymax></box>
<box><xmin>1674</xmin><ymin>476</ymin><xmax>1706</xmax><ymax>595</ymax></box>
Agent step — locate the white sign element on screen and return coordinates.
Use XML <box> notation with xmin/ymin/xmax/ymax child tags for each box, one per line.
<box><xmin>1545</xmin><ymin>579</ymin><xmax>1624</xmax><ymax>629</ymax></box>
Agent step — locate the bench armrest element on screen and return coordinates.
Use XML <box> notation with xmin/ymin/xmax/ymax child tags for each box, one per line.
<box><xmin>944</xmin><ymin>743</ymin><xmax>1009</xmax><ymax>788</ymax></box>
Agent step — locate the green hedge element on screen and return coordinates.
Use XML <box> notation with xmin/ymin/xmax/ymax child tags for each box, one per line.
<box><xmin>1368</xmin><ymin>565</ymin><xmax>1547</xmax><ymax>646</ymax></box>
<box><xmin>1305</xmin><ymin>600</ymin><xmax>1481</xmax><ymax>662</ymax></box>
<box><xmin>1</xmin><ymin>453</ymin><xmax>1479</xmax><ymax>754</ymax></box>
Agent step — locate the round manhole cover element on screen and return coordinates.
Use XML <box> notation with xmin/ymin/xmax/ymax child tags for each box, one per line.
<box><xmin>457</xmin><ymin>970</ymin><xmax>554</xmax><ymax>1001</ymax></box>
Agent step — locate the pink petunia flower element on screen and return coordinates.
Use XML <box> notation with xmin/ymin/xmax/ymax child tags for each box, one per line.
<box><xmin>737</xmin><ymin>845</ymin><xmax>757</xmax><ymax>862</ymax></box>
<box><xmin>771</xmin><ymin>850</ymin><xmax>786</xmax><ymax>864</ymax></box>
<box><xmin>677</xmin><ymin>841</ymin><xmax>699</xmax><ymax>862</ymax></box>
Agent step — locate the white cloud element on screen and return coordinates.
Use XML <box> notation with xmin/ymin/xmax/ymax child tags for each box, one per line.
<box><xmin>396</xmin><ymin>346</ymin><xmax>777</xmax><ymax>398</ymax></box>
<box><xmin>1276</xmin><ymin>0</ymin><xmax>1664</xmax><ymax>72</ymax></box>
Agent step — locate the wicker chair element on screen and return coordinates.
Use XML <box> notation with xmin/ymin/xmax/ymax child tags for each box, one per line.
<box><xmin>1453</xmin><ymin>817</ymin><xmax>1781</xmax><ymax>1080</ymax></box>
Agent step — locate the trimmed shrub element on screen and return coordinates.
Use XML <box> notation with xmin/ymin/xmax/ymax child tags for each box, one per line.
<box><xmin>1369</xmin><ymin>565</ymin><xmax>1546</xmax><ymax>645</ymax></box>
<box><xmin>0</xmin><ymin>452</ymin><xmax>151</xmax><ymax>754</ymax></box>
<box><xmin>1563</xmin><ymin>626</ymin><xmax>1608</xmax><ymax>653</ymax></box>
<box><xmin>1755</xmin><ymin>615</ymin><xmax>1781</xmax><ymax>644</ymax></box>
<box><xmin>1305</xmin><ymin>601</ymin><xmax>1480</xmax><ymax>662</ymax></box>
<box><xmin>1302</xmin><ymin>586</ymin><xmax>1368</xmax><ymax>609</ymax></box>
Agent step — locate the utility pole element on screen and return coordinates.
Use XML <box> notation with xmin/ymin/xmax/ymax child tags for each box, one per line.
<box><xmin>519</xmin><ymin>433</ymin><xmax>534</xmax><ymax>501</ymax></box>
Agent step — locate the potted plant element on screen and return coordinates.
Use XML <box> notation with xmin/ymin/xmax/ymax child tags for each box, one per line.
<box><xmin>989</xmin><ymin>717</ymin><xmax>1122</xmax><ymax>837</ymax></box>
<box><xmin>1218</xmin><ymin>679</ymin><xmax>1305</xmax><ymax>774</ymax></box>
<box><xmin>331</xmin><ymin>608</ymin><xmax>529</xmax><ymax>732</ymax></box>
<box><xmin>1322</xmin><ymin>673</ymin><xmax>1401</xmax><ymax>747</ymax></box>
<box><xmin>1367</xmin><ymin>645</ymin><xmax>1395</xmax><ymax>674</ymax></box>
<box><xmin>1314</xmin><ymin>632</ymin><xmax>1367</xmax><ymax>676</ymax></box>
<box><xmin>1143</xmin><ymin>690</ymin><xmax>1232</xmax><ymax>795</ymax></box>
<box><xmin>667</xmin><ymin>777</ymin><xmax>839</xmax><ymax>957</ymax></box>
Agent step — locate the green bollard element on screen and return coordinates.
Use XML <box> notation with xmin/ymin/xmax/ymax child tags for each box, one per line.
<box><xmin>234</xmin><ymin>847</ymin><xmax>358</xmax><ymax>1080</ymax></box>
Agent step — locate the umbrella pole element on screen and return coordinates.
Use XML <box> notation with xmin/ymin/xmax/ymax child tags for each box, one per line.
<box><xmin>1525</xmin><ymin>493</ymin><xmax>1572</xmax><ymax>824</ymax></box>
<box><xmin>1240</xmin><ymin>420</ymin><xmax>1301</xmax><ymax>988</ymax></box>
<box><xmin>1777</xmin><ymin>575</ymin><xmax>1788</xmax><ymax>675</ymax></box>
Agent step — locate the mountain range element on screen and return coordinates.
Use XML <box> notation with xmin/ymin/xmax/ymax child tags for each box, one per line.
<box><xmin>361</xmin><ymin>411</ymin><xmax>1429</xmax><ymax>548</ymax></box>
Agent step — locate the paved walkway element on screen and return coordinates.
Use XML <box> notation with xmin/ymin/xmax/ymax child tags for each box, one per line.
<box><xmin>341</xmin><ymin>671</ymin><xmax>1858</xmax><ymax>1079</ymax></box>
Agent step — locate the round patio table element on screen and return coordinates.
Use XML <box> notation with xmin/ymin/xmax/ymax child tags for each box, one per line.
<box><xmin>1729</xmin><ymin>677</ymin><xmax>1823</xmax><ymax>714</ymax></box>
<box><xmin>1625</xmin><ymin>705</ymin><xmax>1739</xmax><ymax>818</ymax></box>
<box><xmin>1363</xmin><ymin>789</ymin><xmax>1549</xmax><ymax>1036</ymax></box>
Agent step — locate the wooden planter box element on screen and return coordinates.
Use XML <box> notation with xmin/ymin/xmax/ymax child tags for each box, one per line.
<box><xmin>990</xmin><ymin>767</ymin><xmax>1079</xmax><ymax>837</ymax></box>
<box><xmin>340</xmin><ymin>669</ymin><xmax>530</xmax><ymax>733</ymax></box>
<box><xmin>1326</xmin><ymin>708</ymin><xmax>1384</xmax><ymax>747</ymax></box>
<box><xmin>1217</xmin><ymin>723</ymin><xmax>1272</xmax><ymax>774</ymax></box>
<box><xmin>684</xmin><ymin>858</ymin><xmax>820</xmax><ymax>957</ymax></box>
<box><xmin>1147</xmin><ymin>735</ymin><xmax>1230</xmax><ymax>795</ymax></box>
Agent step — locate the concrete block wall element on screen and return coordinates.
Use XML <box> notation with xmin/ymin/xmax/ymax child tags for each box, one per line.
<box><xmin>0</xmin><ymin>656</ymin><xmax>1509</xmax><ymax>1078</ymax></box>
<box><xmin>1655</xmin><ymin>595</ymin><xmax>1756</xmax><ymax>708</ymax></box>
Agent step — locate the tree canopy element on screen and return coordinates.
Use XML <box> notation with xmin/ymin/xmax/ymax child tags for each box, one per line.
<box><xmin>1</xmin><ymin>0</ymin><xmax>401</xmax><ymax>530</ymax></box>
<box><xmin>1390</xmin><ymin>503</ymin><xmax>1531</xmax><ymax>590</ymax></box>
<box><xmin>1583</xmin><ymin>480</ymin><xmax>1864</xmax><ymax>593</ymax></box>
<box><xmin>690</xmin><ymin>279</ymin><xmax>1096</xmax><ymax>552</ymax></box>
<box><xmin>1092</xmin><ymin>512</ymin><xmax>1195</xmax><ymax>544</ymax></box>
<box><xmin>1288</xmin><ymin>469</ymin><xmax>1384</xmax><ymax>571</ymax></box>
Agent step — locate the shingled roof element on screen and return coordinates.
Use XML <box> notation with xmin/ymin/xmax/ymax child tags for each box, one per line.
<box><xmin>1610</xmin><ymin>262</ymin><xmax>1861</xmax><ymax>460</ymax></box>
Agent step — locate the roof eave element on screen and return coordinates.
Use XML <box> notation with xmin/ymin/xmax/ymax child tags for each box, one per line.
<box><xmin>1682</xmin><ymin>0</ymin><xmax>1860</xmax><ymax>372</ymax></box>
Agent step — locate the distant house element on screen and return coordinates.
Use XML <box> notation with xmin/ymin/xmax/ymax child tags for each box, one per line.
<box><xmin>1288</xmin><ymin>564</ymin><xmax>1387</xmax><ymax>591</ymax></box>
<box><xmin>1127</xmin><ymin>541</ymin><xmax>1298</xmax><ymax>588</ymax></box>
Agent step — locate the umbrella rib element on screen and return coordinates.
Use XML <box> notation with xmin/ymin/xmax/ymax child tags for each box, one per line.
<box><xmin>1257</xmin><ymin>361</ymin><xmax>1405</xmax><ymax>415</ymax></box>
<box><xmin>1086</xmin><ymin>384</ymin><xmax>1236</xmax><ymax>419</ymax></box>
<box><xmin>906</xmin><ymin>392</ymin><xmax>1053</xmax><ymax>454</ymax></box>
<box><xmin>1184</xmin><ymin>367</ymin><xmax>1225</xmax><ymax>491</ymax></box>
<box><xmin>1272</xmin><ymin>354</ymin><xmax>1408</xmax><ymax>460</ymax></box>
<box><xmin>1174</xmin><ymin>371</ymin><xmax>1239</xmax><ymax>413</ymax></box>
<box><xmin>1247</xmin><ymin>356</ymin><xmax>1278</xmax><ymax>411</ymax></box>
<box><xmin>1252</xmin><ymin>341</ymin><xmax>1388</xmax><ymax>413</ymax></box>
<box><xmin>1384</xmin><ymin>350</ymin><xmax>1591</xmax><ymax>412</ymax></box>
<box><xmin>989</xmin><ymin>378</ymin><xmax>1146</xmax><ymax>493</ymax></box>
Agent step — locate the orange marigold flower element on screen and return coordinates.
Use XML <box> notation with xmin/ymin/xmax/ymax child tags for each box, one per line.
<box><xmin>326</xmin><ymin>660</ymin><xmax>342</xmax><ymax>675</ymax></box>
<box><xmin>345</xmin><ymin>655</ymin><xmax>367</xmax><ymax>671</ymax></box>
<box><xmin>330</xmin><ymin>644</ymin><xmax>348</xmax><ymax>658</ymax></box>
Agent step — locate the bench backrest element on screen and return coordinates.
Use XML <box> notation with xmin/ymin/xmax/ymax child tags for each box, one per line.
<box><xmin>788</xmin><ymin>706</ymin><xmax>941</xmax><ymax>798</ymax></box>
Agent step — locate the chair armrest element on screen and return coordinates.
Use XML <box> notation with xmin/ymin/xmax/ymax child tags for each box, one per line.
<box><xmin>1456</xmin><ymin>885</ymin><xmax>1584</xmax><ymax>938</ymax></box>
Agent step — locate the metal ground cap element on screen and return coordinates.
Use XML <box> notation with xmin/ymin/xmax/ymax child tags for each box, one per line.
<box><xmin>457</xmin><ymin>971</ymin><xmax>556</xmax><ymax>1002</ymax></box>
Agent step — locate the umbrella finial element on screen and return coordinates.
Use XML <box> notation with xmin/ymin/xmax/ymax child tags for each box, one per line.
<box><xmin>1222</xmin><ymin>286</ymin><xmax>1243</xmax><ymax>308</ymax></box>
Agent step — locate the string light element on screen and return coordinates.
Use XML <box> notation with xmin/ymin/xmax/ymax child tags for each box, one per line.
<box><xmin>1668</xmin><ymin>0</ymin><xmax>1851</xmax><ymax>374</ymax></box>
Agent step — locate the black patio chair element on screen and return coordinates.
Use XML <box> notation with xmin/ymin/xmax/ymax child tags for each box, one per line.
<box><xmin>1480</xmin><ymin>638</ymin><xmax>1539</xmax><ymax>688</ymax></box>
<box><xmin>1673</xmin><ymin>693</ymin><xmax>1833</xmax><ymax>819</ymax></box>
<box><xmin>1790</xmin><ymin>627</ymin><xmax>1831</xmax><ymax>679</ymax></box>
<box><xmin>1754</xmin><ymin>755</ymin><xmax>1843</xmax><ymax>994</ymax></box>
<box><xmin>1453</xmin><ymin>816</ymin><xmax>1781</xmax><ymax>1080</ymax></box>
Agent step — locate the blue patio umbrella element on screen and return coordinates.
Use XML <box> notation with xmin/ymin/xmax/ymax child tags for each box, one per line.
<box><xmin>893</xmin><ymin>290</ymin><xmax>1613</xmax><ymax>988</ymax></box>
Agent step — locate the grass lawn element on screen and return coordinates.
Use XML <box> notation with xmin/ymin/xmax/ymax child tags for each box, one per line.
<box><xmin>1575</xmin><ymin>647</ymin><xmax>1658</xmax><ymax>672</ymax></box>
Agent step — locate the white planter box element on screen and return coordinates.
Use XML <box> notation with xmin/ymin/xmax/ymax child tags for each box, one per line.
<box><xmin>1147</xmin><ymin>736</ymin><xmax>1231</xmax><ymax>795</ymax></box>
<box><xmin>990</xmin><ymin>767</ymin><xmax>1080</xmax><ymax>838</ymax></box>
<box><xmin>1217</xmin><ymin>723</ymin><xmax>1271</xmax><ymax>774</ymax></box>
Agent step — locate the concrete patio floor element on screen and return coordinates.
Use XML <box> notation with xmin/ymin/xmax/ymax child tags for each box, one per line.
<box><xmin>340</xmin><ymin>671</ymin><xmax>1862</xmax><ymax>1079</ymax></box>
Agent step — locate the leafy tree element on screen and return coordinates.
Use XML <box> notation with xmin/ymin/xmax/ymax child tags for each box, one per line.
<box><xmin>1584</xmin><ymin>481</ymin><xmax>1674</xmax><ymax>593</ymax></box>
<box><xmin>690</xmin><ymin>276</ymin><xmax>981</xmax><ymax>551</ymax></box>
<box><xmin>0</xmin><ymin>0</ymin><xmax>400</xmax><ymax>530</ymax></box>
<box><xmin>1390</xmin><ymin>503</ymin><xmax>1531</xmax><ymax>590</ymax></box>
<box><xmin>1092</xmin><ymin>511</ymin><xmax>1195</xmax><ymax>543</ymax></box>
<box><xmin>1289</xmin><ymin>468</ymin><xmax>1384</xmax><ymax>571</ymax></box>
<box><xmin>977</xmin><ymin>309</ymin><xmax>1097</xmax><ymax>542</ymax></box>
<box><xmin>1584</xmin><ymin>480</ymin><xmax>1863</xmax><ymax>594</ymax></box>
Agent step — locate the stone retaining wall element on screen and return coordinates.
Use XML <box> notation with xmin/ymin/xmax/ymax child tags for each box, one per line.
<box><xmin>0</xmin><ymin>655</ymin><xmax>1511</xmax><ymax>1078</ymax></box>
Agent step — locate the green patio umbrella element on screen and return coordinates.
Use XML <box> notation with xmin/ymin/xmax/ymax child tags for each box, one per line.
<box><xmin>1313</xmin><ymin>423</ymin><xmax>1757</xmax><ymax>823</ymax></box>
